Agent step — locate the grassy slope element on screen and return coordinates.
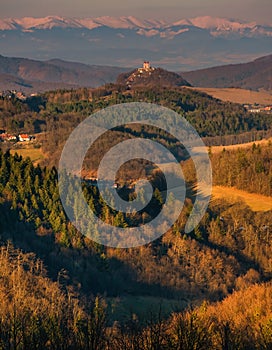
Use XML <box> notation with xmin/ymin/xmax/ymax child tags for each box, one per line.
<box><xmin>10</xmin><ymin>145</ymin><xmax>44</xmax><ymax>165</ymax></box>
<box><xmin>186</xmin><ymin>87</ymin><xmax>272</xmax><ymax>105</ymax></box>
<box><xmin>210</xmin><ymin>137</ymin><xmax>272</xmax><ymax>154</ymax></box>
<box><xmin>212</xmin><ymin>186</ymin><xmax>272</xmax><ymax>211</ymax></box>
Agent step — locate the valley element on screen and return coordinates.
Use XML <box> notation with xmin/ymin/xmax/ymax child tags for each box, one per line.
<box><xmin>0</xmin><ymin>58</ymin><xmax>271</xmax><ymax>349</ymax></box>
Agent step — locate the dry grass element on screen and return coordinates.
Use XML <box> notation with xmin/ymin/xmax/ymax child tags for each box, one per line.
<box><xmin>209</xmin><ymin>137</ymin><xmax>272</xmax><ymax>154</ymax></box>
<box><xmin>212</xmin><ymin>185</ymin><xmax>272</xmax><ymax>211</ymax></box>
<box><xmin>10</xmin><ymin>145</ymin><xmax>44</xmax><ymax>165</ymax></box>
<box><xmin>186</xmin><ymin>87</ymin><xmax>272</xmax><ymax>105</ymax></box>
<box><xmin>192</xmin><ymin>138</ymin><xmax>272</xmax><ymax>155</ymax></box>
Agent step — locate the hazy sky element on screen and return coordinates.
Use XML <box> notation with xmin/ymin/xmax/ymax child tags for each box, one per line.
<box><xmin>1</xmin><ymin>0</ymin><xmax>271</xmax><ymax>24</ymax></box>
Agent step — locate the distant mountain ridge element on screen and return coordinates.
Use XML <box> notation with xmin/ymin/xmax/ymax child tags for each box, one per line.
<box><xmin>0</xmin><ymin>53</ymin><xmax>271</xmax><ymax>93</ymax></box>
<box><xmin>0</xmin><ymin>55</ymin><xmax>128</xmax><ymax>92</ymax></box>
<box><xmin>0</xmin><ymin>16</ymin><xmax>165</xmax><ymax>31</ymax></box>
<box><xmin>0</xmin><ymin>16</ymin><xmax>272</xmax><ymax>70</ymax></box>
<box><xmin>182</xmin><ymin>54</ymin><xmax>272</xmax><ymax>91</ymax></box>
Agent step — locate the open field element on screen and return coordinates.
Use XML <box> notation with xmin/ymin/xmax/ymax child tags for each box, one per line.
<box><xmin>209</xmin><ymin>137</ymin><xmax>272</xmax><ymax>153</ymax></box>
<box><xmin>10</xmin><ymin>144</ymin><xmax>44</xmax><ymax>165</ymax></box>
<box><xmin>212</xmin><ymin>185</ymin><xmax>272</xmax><ymax>211</ymax></box>
<box><xmin>186</xmin><ymin>87</ymin><xmax>272</xmax><ymax>105</ymax></box>
<box><xmin>191</xmin><ymin>137</ymin><xmax>272</xmax><ymax>155</ymax></box>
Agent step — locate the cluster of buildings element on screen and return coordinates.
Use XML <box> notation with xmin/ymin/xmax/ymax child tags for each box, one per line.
<box><xmin>0</xmin><ymin>90</ymin><xmax>37</xmax><ymax>100</ymax></box>
<box><xmin>0</xmin><ymin>90</ymin><xmax>27</xmax><ymax>100</ymax></box>
<box><xmin>0</xmin><ymin>130</ymin><xmax>34</xmax><ymax>143</ymax></box>
<box><xmin>244</xmin><ymin>104</ymin><xmax>272</xmax><ymax>113</ymax></box>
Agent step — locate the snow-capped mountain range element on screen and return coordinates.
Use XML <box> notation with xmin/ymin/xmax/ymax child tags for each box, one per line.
<box><xmin>0</xmin><ymin>15</ymin><xmax>271</xmax><ymax>70</ymax></box>
<box><xmin>0</xmin><ymin>16</ymin><xmax>165</xmax><ymax>31</ymax></box>
<box><xmin>0</xmin><ymin>15</ymin><xmax>271</xmax><ymax>37</ymax></box>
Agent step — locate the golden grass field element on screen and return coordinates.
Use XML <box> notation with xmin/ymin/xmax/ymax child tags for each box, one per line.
<box><xmin>186</xmin><ymin>87</ymin><xmax>272</xmax><ymax>105</ymax></box>
<box><xmin>212</xmin><ymin>185</ymin><xmax>272</xmax><ymax>211</ymax></box>
<box><xmin>209</xmin><ymin>137</ymin><xmax>272</xmax><ymax>154</ymax></box>
<box><xmin>10</xmin><ymin>145</ymin><xmax>44</xmax><ymax>165</ymax></box>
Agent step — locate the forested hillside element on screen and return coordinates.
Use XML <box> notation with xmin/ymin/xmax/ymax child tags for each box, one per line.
<box><xmin>1</xmin><ymin>85</ymin><xmax>272</xmax><ymax>168</ymax></box>
<box><xmin>0</xmin><ymin>84</ymin><xmax>272</xmax><ymax>348</ymax></box>
<box><xmin>0</xmin><ymin>241</ymin><xmax>271</xmax><ymax>349</ymax></box>
<box><xmin>0</xmin><ymin>149</ymin><xmax>272</xmax><ymax>348</ymax></box>
<box><xmin>182</xmin><ymin>54</ymin><xmax>272</xmax><ymax>91</ymax></box>
<box><xmin>0</xmin><ymin>54</ymin><xmax>127</xmax><ymax>92</ymax></box>
<box><xmin>211</xmin><ymin>142</ymin><xmax>272</xmax><ymax>196</ymax></box>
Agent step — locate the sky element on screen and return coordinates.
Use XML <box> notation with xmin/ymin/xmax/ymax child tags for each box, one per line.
<box><xmin>1</xmin><ymin>0</ymin><xmax>271</xmax><ymax>24</ymax></box>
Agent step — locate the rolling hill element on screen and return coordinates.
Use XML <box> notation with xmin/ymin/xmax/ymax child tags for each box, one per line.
<box><xmin>117</xmin><ymin>65</ymin><xmax>190</xmax><ymax>88</ymax></box>
<box><xmin>1</xmin><ymin>52</ymin><xmax>271</xmax><ymax>93</ymax></box>
<box><xmin>182</xmin><ymin>54</ymin><xmax>272</xmax><ymax>90</ymax></box>
<box><xmin>0</xmin><ymin>55</ymin><xmax>128</xmax><ymax>92</ymax></box>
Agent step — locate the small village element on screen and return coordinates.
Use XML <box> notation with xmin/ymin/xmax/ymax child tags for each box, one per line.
<box><xmin>0</xmin><ymin>89</ymin><xmax>39</xmax><ymax>100</ymax></box>
<box><xmin>0</xmin><ymin>130</ymin><xmax>35</xmax><ymax>143</ymax></box>
<box><xmin>244</xmin><ymin>104</ymin><xmax>272</xmax><ymax>113</ymax></box>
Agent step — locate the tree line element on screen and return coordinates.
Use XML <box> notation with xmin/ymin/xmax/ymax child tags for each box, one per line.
<box><xmin>211</xmin><ymin>142</ymin><xmax>272</xmax><ymax>196</ymax></box>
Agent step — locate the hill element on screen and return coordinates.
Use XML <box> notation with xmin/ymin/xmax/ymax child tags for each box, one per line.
<box><xmin>182</xmin><ymin>54</ymin><xmax>272</xmax><ymax>91</ymax></box>
<box><xmin>0</xmin><ymin>55</ymin><xmax>128</xmax><ymax>92</ymax></box>
<box><xmin>0</xmin><ymin>240</ymin><xmax>271</xmax><ymax>348</ymax></box>
<box><xmin>1</xmin><ymin>53</ymin><xmax>271</xmax><ymax>93</ymax></box>
<box><xmin>117</xmin><ymin>64</ymin><xmax>190</xmax><ymax>88</ymax></box>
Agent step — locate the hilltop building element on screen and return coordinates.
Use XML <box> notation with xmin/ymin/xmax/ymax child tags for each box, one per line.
<box><xmin>117</xmin><ymin>60</ymin><xmax>190</xmax><ymax>89</ymax></box>
<box><xmin>143</xmin><ymin>61</ymin><xmax>150</xmax><ymax>70</ymax></box>
<box><xmin>138</xmin><ymin>61</ymin><xmax>155</xmax><ymax>74</ymax></box>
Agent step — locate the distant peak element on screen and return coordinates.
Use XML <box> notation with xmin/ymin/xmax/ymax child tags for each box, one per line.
<box><xmin>173</xmin><ymin>16</ymin><xmax>257</xmax><ymax>30</ymax></box>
